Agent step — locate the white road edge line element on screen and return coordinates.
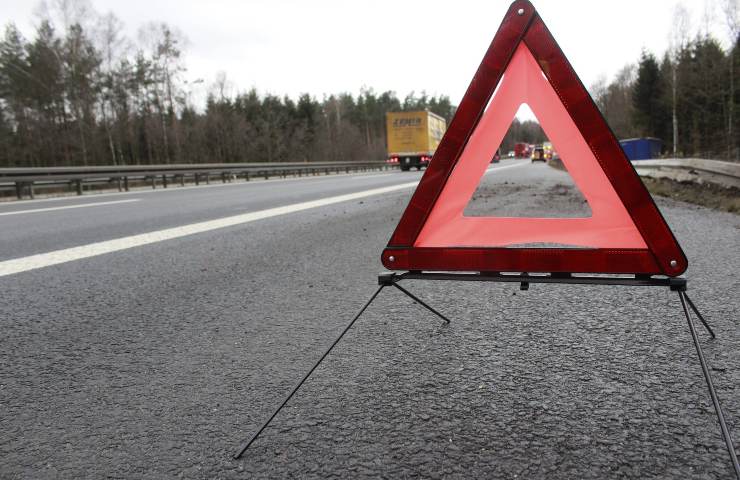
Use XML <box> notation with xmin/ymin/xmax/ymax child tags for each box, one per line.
<box><xmin>0</xmin><ymin>199</ymin><xmax>140</xmax><ymax>217</ymax></box>
<box><xmin>0</xmin><ymin>160</ymin><xmax>527</xmax><ymax>278</ymax></box>
<box><xmin>350</xmin><ymin>173</ymin><xmax>394</xmax><ymax>180</ymax></box>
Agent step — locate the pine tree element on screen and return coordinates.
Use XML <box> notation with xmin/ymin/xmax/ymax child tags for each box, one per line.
<box><xmin>632</xmin><ymin>51</ymin><xmax>670</xmax><ymax>140</ymax></box>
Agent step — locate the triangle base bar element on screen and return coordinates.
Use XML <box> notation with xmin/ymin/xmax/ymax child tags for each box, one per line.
<box><xmin>380</xmin><ymin>270</ymin><xmax>686</xmax><ymax>288</ymax></box>
<box><xmin>383</xmin><ymin>247</ymin><xmax>663</xmax><ymax>275</ymax></box>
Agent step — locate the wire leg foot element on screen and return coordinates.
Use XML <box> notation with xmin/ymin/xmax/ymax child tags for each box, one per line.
<box><xmin>233</xmin><ymin>285</ymin><xmax>386</xmax><ymax>459</ymax></box>
<box><xmin>679</xmin><ymin>291</ymin><xmax>740</xmax><ymax>478</ymax></box>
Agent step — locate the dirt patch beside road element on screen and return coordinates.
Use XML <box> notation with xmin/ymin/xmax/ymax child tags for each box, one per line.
<box><xmin>547</xmin><ymin>158</ymin><xmax>739</xmax><ymax>214</ymax></box>
<box><xmin>640</xmin><ymin>176</ymin><xmax>740</xmax><ymax>214</ymax></box>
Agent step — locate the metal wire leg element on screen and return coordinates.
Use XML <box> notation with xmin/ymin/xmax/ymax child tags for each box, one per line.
<box><xmin>233</xmin><ymin>285</ymin><xmax>386</xmax><ymax>459</ymax></box>
<box><xmin>678</xmin><ymin>291</ymin><xmax>740</xmax><ymax>478</ymax></box>
<box><xmin>391</xmin><ymin>283</ymin><xmax>451</xmax><ymax>324</ymax></box>
<box><xmin>683</xmin><ymin>292</ymin><xmax>717</xmax><ymax>339</ymax></box>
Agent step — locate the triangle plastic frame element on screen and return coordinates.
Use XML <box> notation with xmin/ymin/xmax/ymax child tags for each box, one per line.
<box><xmin>381</xmin><ymin>0</ymin><xmax>687</xmax><ymax>277</ymax></box>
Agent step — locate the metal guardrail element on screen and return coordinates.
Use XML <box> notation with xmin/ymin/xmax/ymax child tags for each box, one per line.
<box><xmin>0</xmin><ymin>161</ymin><xmax>394</xmax><ymax>199</ymax></box>
<box><xmin>632</xmin><ymin>158</ymin><xmax>740</xmax><ymax>189</ymax></box>
<box><xmin>3</xmin><ymin>158</ymin><xmax>735</xmax><ymax>201</ymax></box>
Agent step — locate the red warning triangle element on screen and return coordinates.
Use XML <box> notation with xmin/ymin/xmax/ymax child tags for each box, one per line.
<box><xmin>382</xmin><ymin>0</ymin><xmax>687</xmax><ymax>276</ymax></box>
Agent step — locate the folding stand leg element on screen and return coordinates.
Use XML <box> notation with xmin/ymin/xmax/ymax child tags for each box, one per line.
<box><xmin>391</xmin><ymin>282</ymin><xmax>451</xmax><ymax>324</ymax></box>
<box><xmin>678</xmin><ymin>291</ymin><xmax>740</xmax><ymax>478</ymax></box>
<box><xmin>683</xmin><ymin>292</ymin><xmax>717</xmax><ymax>339</ymax></box>
<box><xmin>233</xmin><ymin>285</ymin><xmax>386</xmax><ymax>459</ymax></box>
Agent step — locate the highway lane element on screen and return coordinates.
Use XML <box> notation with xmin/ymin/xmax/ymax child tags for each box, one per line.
<box><xmin>1</xmin><ymin>160</ymin><xmax>738</xmax><ymax>478</ymax></box>
<box><xmin>0</xmin><ymin>160</ymin><xmax>524</xmax><ymax>263</ymax></box>
<box><xmin>0</xmin><ymin>167</ymin><xmax>421</xmax><ymax>262</ymax></box>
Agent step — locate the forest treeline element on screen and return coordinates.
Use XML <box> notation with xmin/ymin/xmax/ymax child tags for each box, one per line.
<box><xmin>592</xmin><ymin>34</ymin><xmax>739</xmax><ymax>160</ymax></box>
<box><xmin>0</xmin><ymin>4</ymin><xmax>455</xmax><ymax>168</ymax></box>
<box><xmin>0</xmin><ymin>2</ymin><xmax>737</xmax><ymax>167</ymax></box>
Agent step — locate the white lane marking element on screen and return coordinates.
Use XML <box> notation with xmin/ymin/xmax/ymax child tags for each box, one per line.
<box><xmin>350</xmin><ymin>173</ymin><xmax>395</xmax><ymax>180</ymax></box>
<box><xmin>484</xmin><ymin>161</ymin><xmax>529</xmax><ymax>174</ymax></box>
<box><xmin>0</xmin><ymin>160</ymin><xmax>528</xmax><ymax>278</ymax></box>
<box><xmin>0</xmin><ymin>199</ymin><xmax>140</xmax><ymax>217</ymax></box>
<box><xmin>0</xmin><ymin>183</ymin><xmax>416</xmax><ymax>277</ymax></box>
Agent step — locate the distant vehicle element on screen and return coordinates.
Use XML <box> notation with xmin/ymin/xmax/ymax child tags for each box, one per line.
<box><xmin>543</xmin><ymin>141</ymin><xmax>555</xmax><ymax>161</ymax></box>
<box><xmin>491</xmin><ymin>149</ymin><xmax>501</xmax><ymax>163</ymax></box>
<box><xmin>386</xmin><ymin>110</ymin><xmax>447</xmax><ymax>171</ymax></box>
<box><xmin>514</xmin><ymin>142</ymin><xmax>531</xmax><ymax>158</ymax></box>
<box><xmin>531</xmin><ymin>145</ymin><xmax>546</xmax><ymax>162</ymax></box>
<box><xmin>506</xmin><ymin>150</ymin><xmax>515</xmax><ymax>158</ymax></box>
<box><xmin>619</xmin><ymin>137</ymin><xmax>662</xmax><ymax>160</ymax></box>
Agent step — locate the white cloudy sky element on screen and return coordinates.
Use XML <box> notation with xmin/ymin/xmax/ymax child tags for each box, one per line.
<box><xmin>0</xmin><ymin>0</ymin><xmax>735</xmax><ymax>111</ymax></box>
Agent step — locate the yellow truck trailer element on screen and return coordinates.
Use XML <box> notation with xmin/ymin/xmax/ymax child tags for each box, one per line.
<box><xmin>386</xmin><ymin>110</ymin><xmax>447</xmax><ymax>171</ymax></box>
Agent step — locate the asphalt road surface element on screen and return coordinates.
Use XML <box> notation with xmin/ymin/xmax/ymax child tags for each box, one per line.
<box><xmin>1</xmin><ymin>159</ymin><xmax>738</xmax><ymax>479</ymax></box>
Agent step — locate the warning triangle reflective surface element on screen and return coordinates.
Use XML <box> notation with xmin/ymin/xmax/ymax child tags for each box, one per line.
<box><xmin>382</xmin><ymin>0</ymin><xmax>687</xmax><ymax>276</ymax></box>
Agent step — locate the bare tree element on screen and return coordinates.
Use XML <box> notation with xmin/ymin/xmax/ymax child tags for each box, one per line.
<box><xmin>34</xmin><ymin>0</ymin><xmax>94</xmax><ymax>34</ymax></box>
<box><xmin>722</xmin><ymin>0</ymin><xmax>740</xmax><ymax>39</ymax></box>
<box><xmin>210</xmin><ymin>71</ymin><xmax>232</xmax><ymax>103</ymax></box>
<box><xmin>138</xmin><ymin>22</ymin><xmax>188</xmax><ymax>163</ymax></box>
<box><xmin>96</xmin><ymin>12</ymin><xmax>126</xmax><ymax>164</ymax></box>
<box><xmin>721</xmin><ymin>0</ymin><xmax>739</xmax><ymax>159</ymax></box>
<box><xmin>701</xmin><ymin>0</ymin><xmax>717</xmax><ymax>38</ymax></box>
<box><xmin>668</xmin><ymin>3</ymin><xmax>692</xmax><ymax>155</ymax></box>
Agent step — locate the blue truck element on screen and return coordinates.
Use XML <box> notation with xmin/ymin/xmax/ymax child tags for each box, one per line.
<box><xmin>619</xmin><ymin>137</ymin><xmax>663</xmax><ymax>160</ymax></box>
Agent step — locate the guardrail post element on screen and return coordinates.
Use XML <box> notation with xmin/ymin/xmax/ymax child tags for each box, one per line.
<box><xmin>162</xmin><ymin>174</ymin><xmax>168</xmax><ymax>188</ymax></box>
<box><xmin>245</xmin><ymin>172</ymin><xmax>250</xmax><ymax>182</ymax></box>
<box><xmin>27</xmin><ymin>182</ymin><xmax>34</xmax><ymax>199</ymax></box>
<box><xmin>124</xmin><ymin>176</ymin><xmax>129</xmax><ymax>191</ymax></box>
<box><xmin>205</xmin><ymin>173</ymin><xmax>210</xmax><ymax>185</ymax></box>
<box><xmin>180</xmin><ymin>174</ymin><xmax>185</xmax><ymax>187</ymax></box>
<box><xmin>15</xmin><ymin>182</ymin><xmax>22</xmax><ymax>200</ymax></box>
<box><xmin>116</xmin><ymin>177</ymin><xmax>123</xmax><ymax>191</ymax></box>
<box><xmin>150</xmin><ymin>176</ymin><xmax>156</xmax><ymax>189</ymax></box>
<box><xmin>264</xmin><ymin>171</ymin><xmax>268</xmax><ymax>180</ymax></box>
<box><xmin>76</xmin><ymin>179</ymin><xmax>83</xmax><ymax>195</ymax></box>
<box><xmin>194</xmin><ymin>174</ymin><xmax>199</xmax><ymax>185</ymax></box>
<box><xmin>222</xmin><ymin>172</ymin><xmax>227</xmax><ymax>184</ymax></box>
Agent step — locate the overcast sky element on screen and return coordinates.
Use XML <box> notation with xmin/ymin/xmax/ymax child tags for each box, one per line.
<box><xmin>0</xmin><ymin>0</ymin><xmax>735</xmax><ymax>112</ymax></box>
